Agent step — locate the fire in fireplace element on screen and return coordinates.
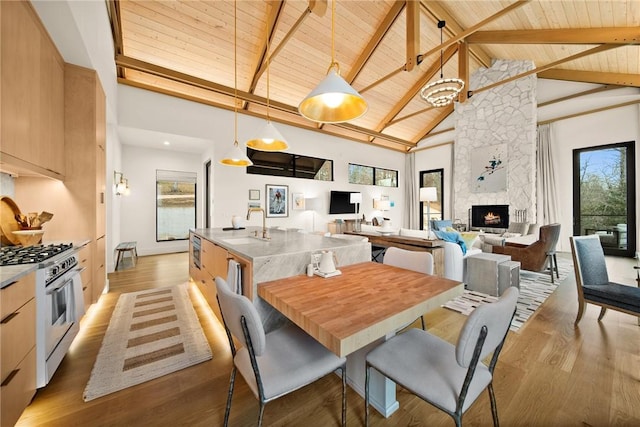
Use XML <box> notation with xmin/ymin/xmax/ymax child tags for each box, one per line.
<box><xmin>471</xmin><ymin>205</ymin><xmax>510</xmax><ymax>229</ymax></box>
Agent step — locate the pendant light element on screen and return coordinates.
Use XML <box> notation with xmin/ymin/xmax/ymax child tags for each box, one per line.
<box><xmin>220</xmin><ymin>1</ymin><xmax>253</xmax><ymax>167</ymax></box>
<box><xmin>298</xmin><ymin>0</ymin><xmax>367</xmax><ymax>123</ymax></box>
<box><xmin>420</xmin><ymin>21</ymin><xmax>464</xmax><ymax>108</ymax></box>
<box><xmin>246</xmin><ymin>17</ymin><xmax>288</xmax><ymax>152</ymax></box>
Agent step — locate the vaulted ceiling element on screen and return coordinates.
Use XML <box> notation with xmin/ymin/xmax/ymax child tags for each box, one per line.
<box><xmin>108</xmin><ymin>0</ymin><xmax>640</xmax><ymax>152</ymax></box>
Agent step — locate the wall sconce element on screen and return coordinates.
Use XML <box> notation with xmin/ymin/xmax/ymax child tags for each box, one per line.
<box><xmin>114</xmin><ymin>171</ymin><xmax>130</xmax><ymax>196</ymax></box>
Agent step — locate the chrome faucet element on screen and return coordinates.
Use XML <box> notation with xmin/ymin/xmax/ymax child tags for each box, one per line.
<box><xmin>247</xmin><ymin>207</ymin><xmax>269</xmax><ymax>239</ymax></box>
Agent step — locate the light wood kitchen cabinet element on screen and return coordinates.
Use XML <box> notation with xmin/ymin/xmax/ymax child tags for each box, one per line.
<box><xmin>188</xmin><ymin>235</ymin><xmax>254</xmax><ymax>318</ymax></box>
<box><xmin>0</xmin><ymin>272</ymin><xmax>36</xmax><ymax>427</ymax></box>
<box><xmin>0</xmin><ymin>1</ymin><xmax>65</xmax><ymax>179</ymax></box>
<box><xmin>65</xmin><ymin>64</ymin><xmax>107</xmax><ymax>305</ymax></box>
<box><xmin>77</xmin><ymin>244</ymin><xmax>93</xmax><ymax>313</ymax></box>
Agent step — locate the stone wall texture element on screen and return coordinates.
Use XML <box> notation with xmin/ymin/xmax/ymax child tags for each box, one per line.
<box><xmin>453</xmin><ymin>59</ymin><xmax>537</xmax><ymax>228</ymax></box>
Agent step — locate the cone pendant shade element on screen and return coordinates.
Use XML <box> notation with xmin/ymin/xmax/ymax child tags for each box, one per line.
<box><xmin>246</xmin><ymin>121</ymin><xmax>289</xmax><ymax>151</ymax></box>
<box><xmin>298</xmin><ymin>67</ymin><xmax>367</xmax><ymax>123</ymax></box>
<box><xmin>220</xmin><ymin>141</ymin><xmax>253</xmax><ymax>166</ymax></box>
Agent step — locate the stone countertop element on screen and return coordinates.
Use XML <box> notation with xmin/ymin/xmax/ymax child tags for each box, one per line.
<box><xmin>0</xmin><ymin>239</ymin><xmax>91</xmax><ymax>289</ymax></box>
<box><xmin>191</xmin><ymin>227</ymin><xmax>367</xmax><ymax>260</ymax></box>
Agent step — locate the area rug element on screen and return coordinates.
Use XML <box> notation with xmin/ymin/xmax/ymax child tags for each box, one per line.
<box><xmin>83</xmin><ymin>283</ymin><xmax>212</xmax><ymax>401</ymax></box>
<box><xmin>443</xmin><ymin>257</ymin><xmax>574</xmax><ymax>332</ymax></box>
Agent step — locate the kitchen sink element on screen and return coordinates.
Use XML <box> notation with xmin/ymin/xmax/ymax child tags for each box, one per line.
<box><xmin>220</xmin><ymin>237</ymin><xmax>266</xmax><ymax>245</ymax></box>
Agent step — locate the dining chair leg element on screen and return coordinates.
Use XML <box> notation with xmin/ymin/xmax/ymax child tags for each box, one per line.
<box><xmin>257</xmin><ymin>401</ymin><xmax>266</xmax><ymax>427</ymax></box>
<box><xmin>553</xmin><ymin>253</ymin><xmax>559</xmax><ymax>278</ymax></box>
<box><xmin>420</xmin><ymin>315</ymin><xmax>426</xmax><ymax>330</ymax></box>
<box><xmin>488</xmin><ymin>383</ymin><xmax>500</xmax><ymax>427</ymax></box>
<box><xmin>364</xmin><ymin>363</ymin><xmax>371</xmax><ymax>427</ymax></box>
<box><xmin>598</xmin><ymin>306</ymin><xmax>607</xmax><ymax>321</ymax></box>
<box><xmin>575</xmin><ymin>300</ymin><xmax>585</xmax><ymax>325</ymax></box>
<box><xmin>339</xmin><ymin>365</ymin><xmax>347</xmax><ymax>427</ymax></box>
<box><xmin>224</xmin><ymin>367</ymin><xmax>237</xmax><ymax>427</ymax></box>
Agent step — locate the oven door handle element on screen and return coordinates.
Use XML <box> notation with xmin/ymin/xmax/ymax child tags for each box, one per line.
<box><xmin>45</xmin><ymin>267</ymin><xmax>85</xmax><ymax>294</ymax></box>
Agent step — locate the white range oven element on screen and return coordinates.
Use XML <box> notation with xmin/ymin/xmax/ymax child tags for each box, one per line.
<box><xmin>0</xmin><ymin>243</ymin><xmax>85</xmax><ymax>387</ymax></box>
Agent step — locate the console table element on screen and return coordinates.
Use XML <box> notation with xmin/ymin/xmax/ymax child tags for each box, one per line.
<box><xmin>345</xmin><ymin>231</ymin><xmax>445</xmax><ymax>277</ymax></box>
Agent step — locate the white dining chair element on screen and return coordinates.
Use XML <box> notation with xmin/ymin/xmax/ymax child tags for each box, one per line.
<box><xmin>365</xmin><ymin>287</ymin><xmax>519</xmax><ymax>427</ymax></box>
<box><xmin>383</xmin><ymin>246</ymin><xmax>434</xmax><ymax>330</ymax></box>
<box><xmin>215</xmin><ymin>277</ymin><xmax>347</xmax><ymax>426</ymax></box>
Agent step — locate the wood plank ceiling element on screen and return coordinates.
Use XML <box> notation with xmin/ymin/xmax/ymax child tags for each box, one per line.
<box><xmin>109</xmin><ymin>0</ymin><xmax>640</xmax><ymax>152</ymax></box>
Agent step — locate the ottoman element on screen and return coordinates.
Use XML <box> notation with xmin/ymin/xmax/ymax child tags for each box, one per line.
<box><xmin>466</xmin><ymin>253</ymin><xmax>511</xmax><ymax>296</ymax></box>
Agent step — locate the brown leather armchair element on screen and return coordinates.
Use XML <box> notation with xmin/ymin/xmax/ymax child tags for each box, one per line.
<box><xmin>492</xmin><ymin>223</ymin><xmax>561</xmax><ymax>280</ymax></box>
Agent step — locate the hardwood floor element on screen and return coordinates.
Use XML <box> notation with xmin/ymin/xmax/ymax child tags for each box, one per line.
<box><xmin>16</xmin><ymin>252</ymin><xmax>640</xmax><ymax>426</ymax></box>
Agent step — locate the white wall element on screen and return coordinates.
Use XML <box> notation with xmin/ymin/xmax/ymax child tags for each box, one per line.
<box><xmin>551</xmin><ymin>104</ymin><xmax>640</xmax><ymax>252</ymax></box>
<box><xmin>120</xmin><ymin>145</ymin><xmax>203</xmax><ymax>255</ymax></box>
<box><xmin>118</xmin><ymin>85</ymin><xmax>406</xmax><ymax>237</ymax></box>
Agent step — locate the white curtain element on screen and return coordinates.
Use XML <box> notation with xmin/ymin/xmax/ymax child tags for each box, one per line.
<box><xmin>404</xmin><ymin>152</ymin><xmax>418</xmax><ymax>228</ymax></box>
<box><xmin>536</xmin><ymin>124</ymin><xmax>559</xmax><ymax>224</ymax></box>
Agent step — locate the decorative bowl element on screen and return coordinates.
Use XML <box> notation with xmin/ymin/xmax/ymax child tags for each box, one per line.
<box><xmin>12</xmin><ymin>229</ymin><xmax>44</xmax><ymax>247</ymax></box>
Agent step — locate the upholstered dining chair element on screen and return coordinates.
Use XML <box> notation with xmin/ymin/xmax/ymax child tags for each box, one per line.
<box><xmin>492</xmin><ymin>223</ymin><xmax>561</xmax><ymax>281</ymax></box>
<box><xmin>383</xmin><ymin>246</ymin><xmax>434</xmax><ymax>330</ymax></box>
<box><xmin>214</xmin><ymin>277</ymin><xmax>347</xmax><ymax>426</ymax></box>
<box><xmin>569</xmin><ymin>235</ymin><xmax>640</xmax><ymax>325</ymax></box>
<box><xmin>365</xmin><ymin>287</ymin><xmax>519</xmax><ymax>427</ymax></box>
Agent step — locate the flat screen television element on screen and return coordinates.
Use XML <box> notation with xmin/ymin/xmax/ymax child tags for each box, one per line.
<box><xmin>329</xmin><ymin>191</ymin><xmax>357</xmax><ymax>215</ymax></box>
<box><xmin>471</xmin><ymin>204</ymin><xmax>509</xmax><ymax>229</ymax></box>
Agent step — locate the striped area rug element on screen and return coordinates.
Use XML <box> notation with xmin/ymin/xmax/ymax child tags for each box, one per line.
<box><xmin>442</xmin><ymin>258</ymin><xmax>574</xmax><ymax>332</ymax></box>
<box><xmin>83</xmin><ymin>283</ymin><xmax>212</xmax><ymax>401</ymax></box>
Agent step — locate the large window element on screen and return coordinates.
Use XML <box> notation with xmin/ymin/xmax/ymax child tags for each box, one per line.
<box><xmin>573</xmin><ymin>141</ymin><xmax>635</xmax><ymax>257</ymax></box>
<box><xmin>156</xmin><ymin>170</ymin><xmax>197</xmax><ymax>242</ymax></box>
<box><xmin>348</xmin><ymin>163</ymin><xmax>398</xmax><ymax>187</ymax></box>
<box><xmin>419</xmin><ymin>168</ymin><xmax>444</xmax><ymax>230</ymax></box>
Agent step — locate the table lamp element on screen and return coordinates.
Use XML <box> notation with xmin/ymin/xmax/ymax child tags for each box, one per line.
<box><xmin>350</xmin><ymin>192</ymin><xmax>362</xmax><ymax>232</ymax></box>
<box><xmin>420</xmin><ymin>187</ymin><xmax>437</xmax><ymax>238</ymax></box>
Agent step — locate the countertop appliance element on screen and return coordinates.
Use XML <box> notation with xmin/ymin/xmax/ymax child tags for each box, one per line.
<box><xmin>0</xmin><ymin>243</ymin><xmax>85</xmax><ymax>387</ymax></box>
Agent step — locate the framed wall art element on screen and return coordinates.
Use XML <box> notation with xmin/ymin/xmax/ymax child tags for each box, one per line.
<box><xmin>265</xmin><ymin>184</ymin><xmax>288</xmax><ymax>217</ymax></box>
<box><xmin>292</xmin><ymin>193</ymin><xmax>305</xmax><ymax>210</ymax></box>
<box><xmin>471</xmin><ymin>143</ymin><xmax>507</xmax><ymax>193</ymax></box>
<box><xmin>249</xmin><ymin>189</ymin><xmax>260</xmax><ymax>200</ymax></box>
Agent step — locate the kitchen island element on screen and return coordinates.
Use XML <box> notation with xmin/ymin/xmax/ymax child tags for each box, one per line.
<box><xmin>189</xmin><ymin>227</ymin><xmax>370</xmax><ymax>331</ymax></box>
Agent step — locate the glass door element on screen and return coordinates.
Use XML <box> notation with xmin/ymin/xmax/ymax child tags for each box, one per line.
<box><xmin>419</xmin><ymin>169</ymin><xmax>444</xmax><ymax>230</ymax></box>
<box><xmin>573</xmin><ymin>141</ymin><xmax>636</xmax><ymax>257</ymax></box>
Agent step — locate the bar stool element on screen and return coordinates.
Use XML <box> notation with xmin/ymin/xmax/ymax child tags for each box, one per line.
<box><xmin>546</xmin><ymin>249</ymin><xmax>559</xmax><ymax>283</ymax></box>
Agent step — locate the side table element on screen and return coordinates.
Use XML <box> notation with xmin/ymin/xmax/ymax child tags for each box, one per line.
<box><xmin>467</xmin><ymin>253</ymin><xmax>517</xmax><ymax>296</ymax></box>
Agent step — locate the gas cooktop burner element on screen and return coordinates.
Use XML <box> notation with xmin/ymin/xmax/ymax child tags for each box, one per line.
<box><xmin>0</xmin><ymin>243</ymin><xmax>74</xmax><ymax>266</ymax></box>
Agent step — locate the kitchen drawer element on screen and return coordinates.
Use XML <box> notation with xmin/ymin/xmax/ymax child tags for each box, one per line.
<box><xmin>0</xmin><ymin>272</ymin><xmax>35</xmax><ymax>320</ymax></box>
<box><xmin>1</xmin><ymin>298</ymin><xmax>35</xmax><ymax>381</ymax></box>
<box><xmin>0</xmin><ymin>346</ymin><xmax>36</xmax><ymax>427</ymax></box>
<box><xmin>77</xmin><ymin>244</ymin><xmax>92</xmax><ymax>285</ymax></box>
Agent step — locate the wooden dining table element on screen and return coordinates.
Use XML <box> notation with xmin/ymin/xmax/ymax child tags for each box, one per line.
<box><xmin>258</xmin><ymin>261</ymin><xmax>463</xmax><ymax>417</ymax></box>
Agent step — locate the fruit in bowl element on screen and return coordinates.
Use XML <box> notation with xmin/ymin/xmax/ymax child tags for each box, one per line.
<box><xmin>12</xmin><ymin>229</ymin><xmax>44</xmax><ymax>247</ymax></box>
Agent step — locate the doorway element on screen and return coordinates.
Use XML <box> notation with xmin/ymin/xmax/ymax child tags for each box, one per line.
<box><xmin>572</xmin><ymin>141</ymin><xmax>636</xmax><ymax>257</ymax></box>
<box><xmin>205</xmin><ymin>160</ymin><xmax>212</xmax><ymax>228</ymax></box>
<box><xmin>419</xmin><ymin>168</ymin><xmax>444</xmax><ymax>230</ymax></box>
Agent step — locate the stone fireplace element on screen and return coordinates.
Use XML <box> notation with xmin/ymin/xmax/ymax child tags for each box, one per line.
<box><xmin>453</xmin><ymin>59</ymin><xmax>537</xmax><ymax>228</ymax></box>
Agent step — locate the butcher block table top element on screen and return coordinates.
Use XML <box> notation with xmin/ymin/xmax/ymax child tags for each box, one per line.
<box><xmin>258</xmin><ymin>262</ymin><xmax>463</xmax><ymax>357</ymax></box>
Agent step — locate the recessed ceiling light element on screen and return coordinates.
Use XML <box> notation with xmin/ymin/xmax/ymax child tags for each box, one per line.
<box><xmin>163</xmin><ymin>141</ymin><xmax>170</xmax><ymax>146</ymax></box>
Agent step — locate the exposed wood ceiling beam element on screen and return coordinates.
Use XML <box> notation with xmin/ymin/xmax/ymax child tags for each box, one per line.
<box><xmin>346</xmin><ymin>1</ymin><xmax>404</xmax><ymax>84</ymax></box>
<box><xmin>458</xmin><ymin>40</ymin><xmax>469</xmax><ymax>104</ymax></box>
<box><xmin>405</xmin><ymin>0</ymin><xmax>420</xmax><ymax>72</ymax></box>
<box><xmin>375</xmin><ymin>44</ymin><xmax>459</xmax><ymax>132</ymax></box>
<box><xmin>473</xmin><ymin>44</ymin><xmax>622</xmax><ymax>95</ymax></box>
<box><xmin>537</xmin><ymin>85</ymin><xmax>623</xmax><ymax>107</ymax></box>
<box><xmin>538</xmin><ymin>99</ymin><xmax>640</xmax><ymax>125</ymax></box>
<box><xmin>420</xmin><ymin>2</ymin><xmax>491</xmax><ymax>68</ymax></box>
<box><xmin>467</xmin><ymin>28</ymin><xmax>640</xmax><ymax>44</ymax></box>
<box><xmin>413</xmin><ymin>104</ymin><xmax>454</xmax><ymax>143</ymax></box>
<box><xmin>248</xmin><ymin>1</ymin><xmax>284</xmax><ymax>94</ymax></box>
<box><xmin>251</xmin><ymin>4</ymin><xmax>316</xmax><ymax>87</ymax></box>
<box><xmin>116</xmin><ymin>55</ymin><xmax>415</xmax><ymax>149</ymax></box>
<box><xmin>107</xmin><ymin>0</ymin><xmax>125</xmax><ymax>78</ymax></box>
<box><xmin>359</xmin><ymin>0</ymin><xmax>530</xmax><ymax>94</ymax></box>
<box><xmin>538</xmin><ymin>69</ymin><xmax>640</xmax><ymax>87</ymax></box>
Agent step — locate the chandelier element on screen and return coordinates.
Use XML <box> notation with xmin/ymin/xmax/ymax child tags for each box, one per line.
<box><xmin>420</xmin><ymin>21</ymin><xmax>464</xmax><ymax>108</ymax></box>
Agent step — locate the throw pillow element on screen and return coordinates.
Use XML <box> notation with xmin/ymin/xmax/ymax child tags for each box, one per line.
<box><xmin>434</xmin><ymin>230</ymin><xmax>467</xmax><ymax>255</ymax></box>
<box><xmin>459</xmin><ymin>231</ymin><xmax>480</xmax><ymax>249</ymax></box>
<box><xmin>506</xmin><ymin>222</ymin><xmax>529</xmax><ymax>235</ymax></box>
<box><xmin>502</xmin><ymin>232</ymin><xmax>521</xmax><ymax>238</ymax></box>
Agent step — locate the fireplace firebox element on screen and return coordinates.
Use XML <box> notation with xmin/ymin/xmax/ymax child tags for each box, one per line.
<box><xmin>471</xmin><ymin>205</ymin><xmax>509</xmax><ymax>229</ymax></box>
